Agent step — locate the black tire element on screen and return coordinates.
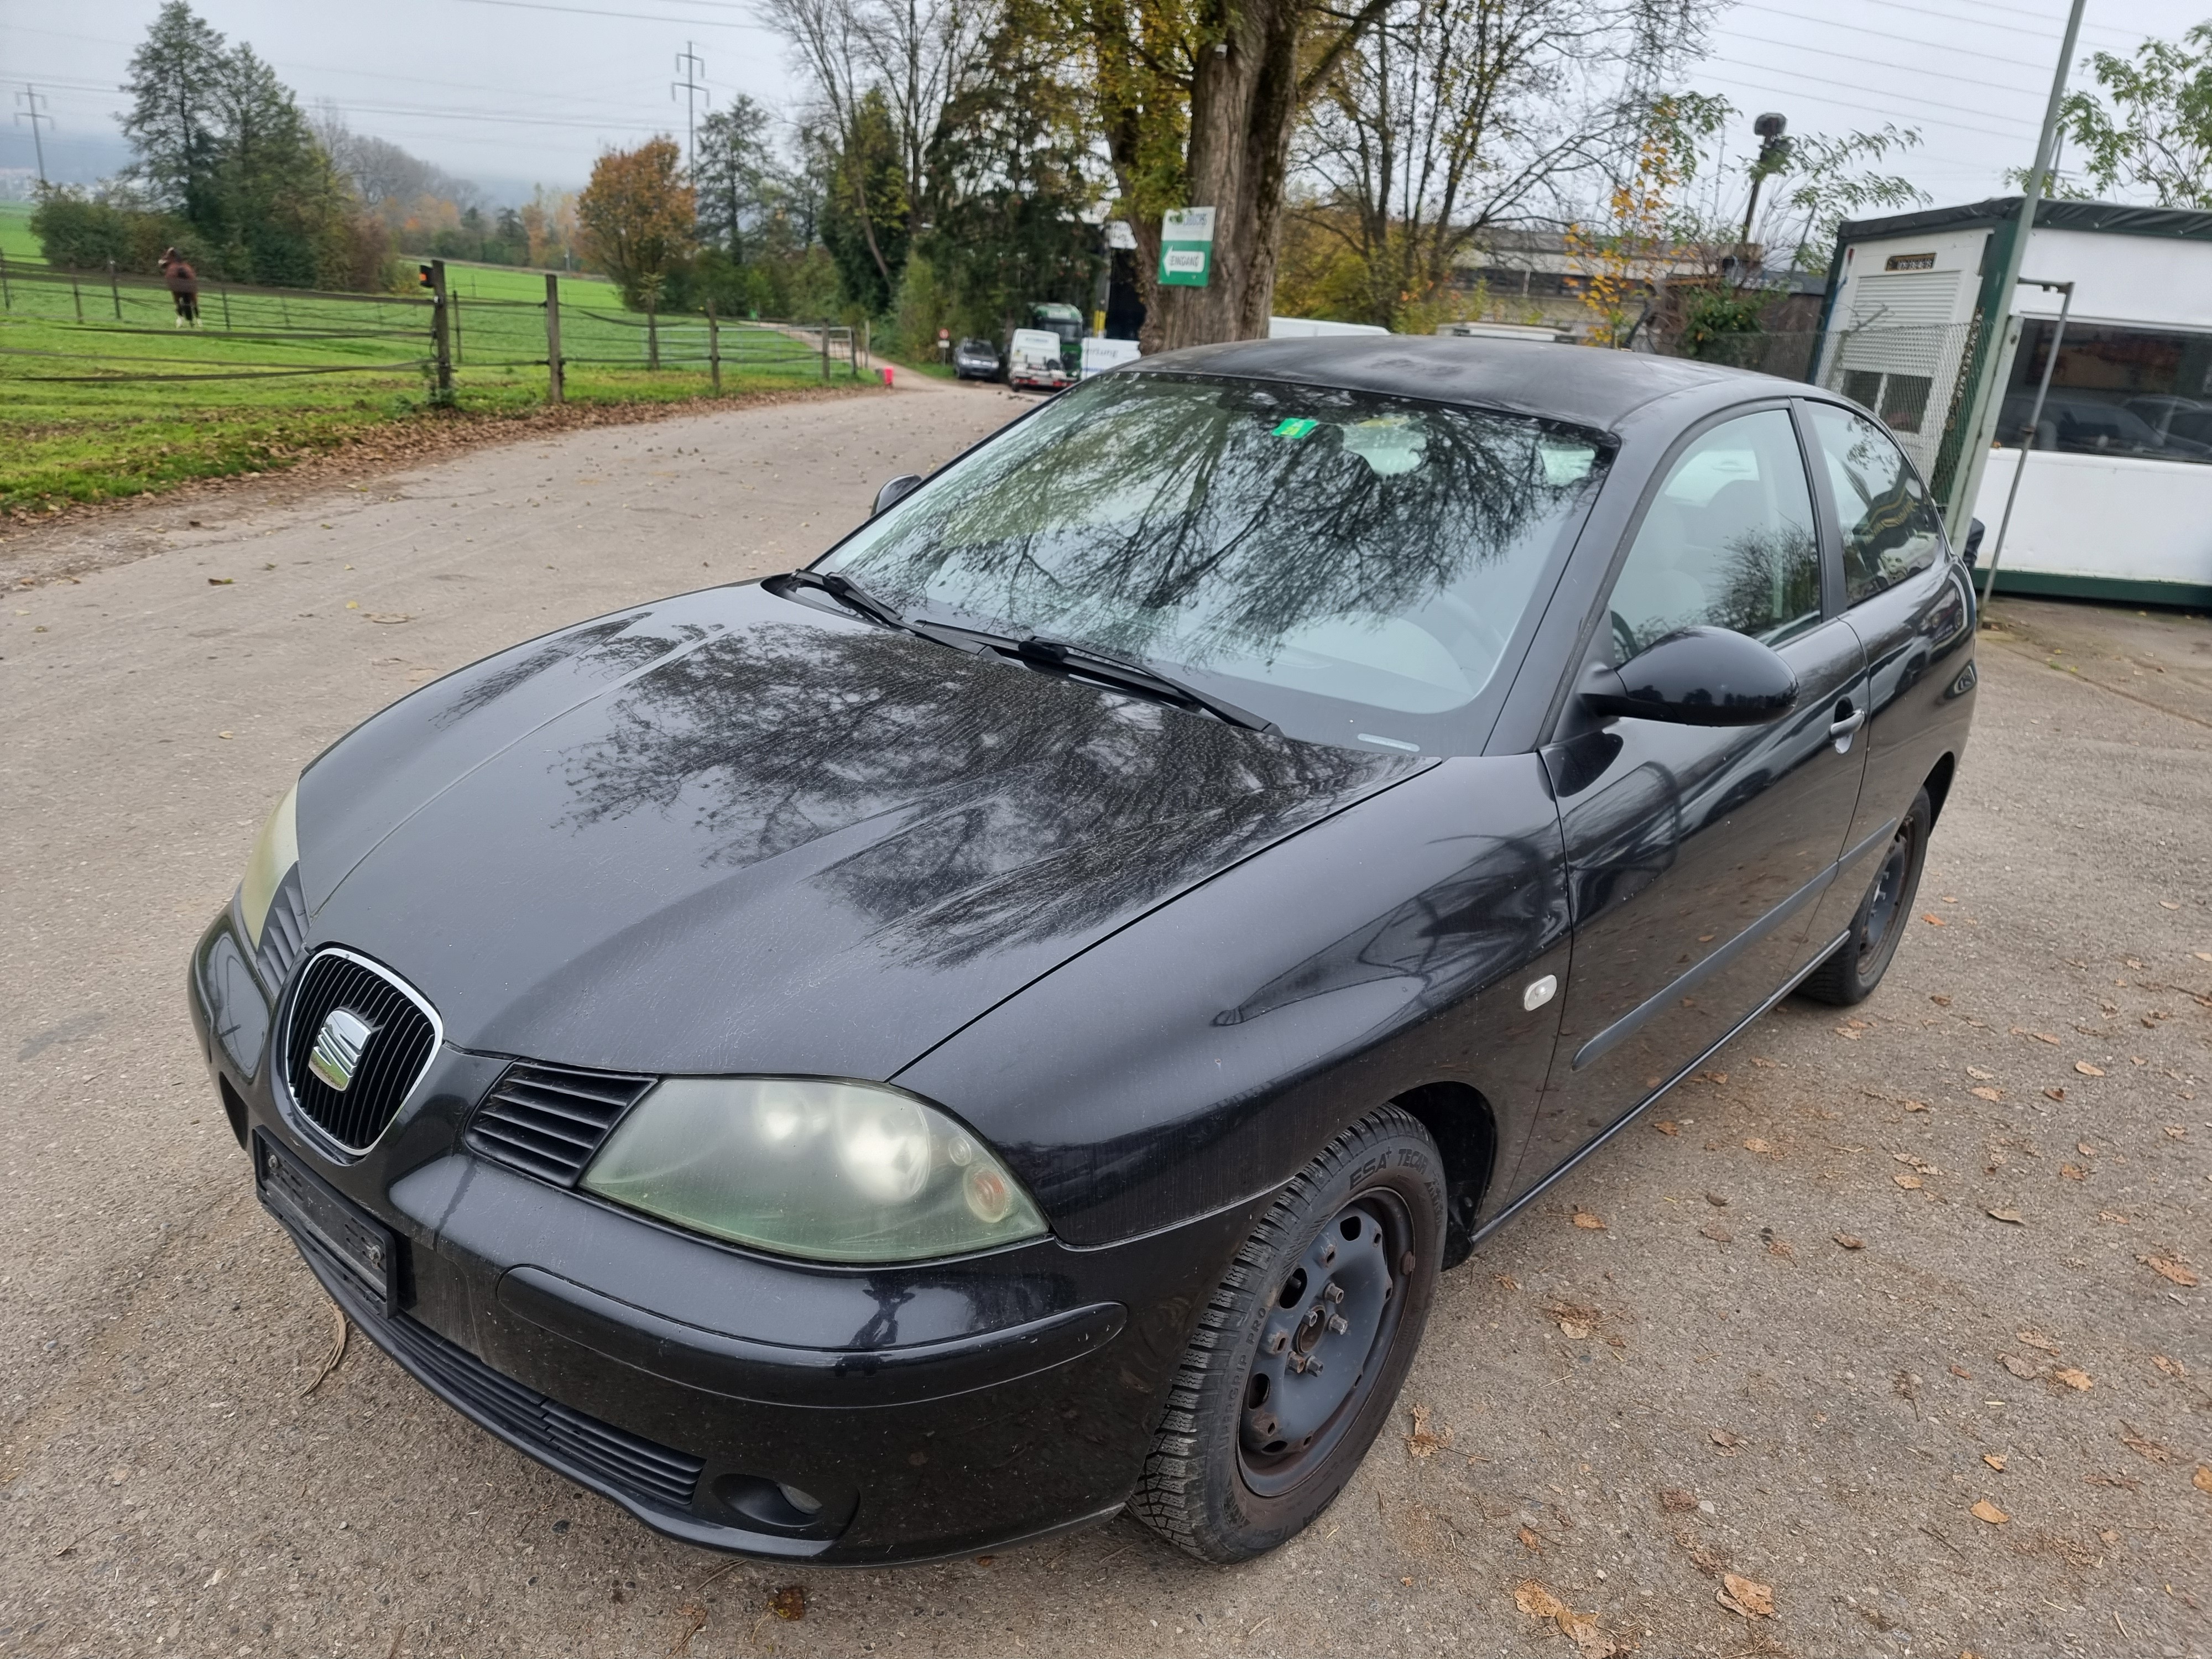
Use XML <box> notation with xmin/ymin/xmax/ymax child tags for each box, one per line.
<box><xmin>1130</xmin><ymin>1107</ymin><xmax>1446</xmax><ymax>1563</ymax></box>
<box><xmin>1798</xmin><ymin>786</ymin><xmax>1932</xmax><ymax>1006</ymax></box>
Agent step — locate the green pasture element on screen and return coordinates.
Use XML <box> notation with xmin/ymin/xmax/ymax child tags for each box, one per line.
<box><xmin>0</xmin><ymin>261</ymin><xmax>863</xmax><ymax>515</ymax></box>
<box><xmin>0</xmin><ymin>201</ymin><xmax>43</xmax><ymax>264</ymax></box>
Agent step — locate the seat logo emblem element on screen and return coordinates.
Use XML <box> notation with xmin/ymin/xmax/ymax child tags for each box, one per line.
<box><xmin>307</xmin><ymin>1008</ymin><xmax>376</xmax><ymax>1093</ymax></box>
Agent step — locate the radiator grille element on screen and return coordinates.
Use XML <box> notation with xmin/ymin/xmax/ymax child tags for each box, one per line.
<box><xmin>284</xmin><ymin>951</ymin><xmax>440</xmax><ymax>1152</ymax></box>
<box><xmin>253</xmin><ymin>864</ymin><xmax>311</xmax><ymax>990</ymax></box>
<box><xmin>467</xmin><ymin>1063</ymin><xmax>655</xmax><ymax>1186</ymax></box>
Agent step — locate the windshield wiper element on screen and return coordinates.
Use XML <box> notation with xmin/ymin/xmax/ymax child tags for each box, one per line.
<box><xmin>778</xmin><ymin>567</ymin><xmax>968</xmax><ymax>649</ymax></box>
<box><xmin>992</xmin><ymin>630</ymin><xmax>1279</xmax><ymax>734</ymax></box>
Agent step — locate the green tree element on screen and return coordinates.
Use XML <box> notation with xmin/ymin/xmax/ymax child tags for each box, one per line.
<box><xmin>695</xmin><ymin>95</ymin><xmax>784</xmax><ymax>263</ymax></box>
<box><xmin>920</xmin><ymin>0</ymin><xmax>1103</xmax><ymax>340</ymax></box>
<box><xmin>2057</xmin><ymin>23</ymin><xmax>2212</xmax><ymax>209</ymax></box>
<box><xmin>207</xmin><ymin>43</ymin><xmax>353</xmax><ymax>286</ymax></box>
<box><xmin>118</xmin><ymin>0</ymin><xmax>227</xmax><ymax>224</ymax></box>
<box><xmin>822</xmin><ymin>89</ymin><xmax>909</xmax><ymax>311</ymax></box>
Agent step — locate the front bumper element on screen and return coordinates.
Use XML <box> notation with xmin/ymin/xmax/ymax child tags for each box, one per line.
<box><xmin>189</xmin><ymin>908</ymin><xmax>1265</xmax><ymax>1563</ymax></box>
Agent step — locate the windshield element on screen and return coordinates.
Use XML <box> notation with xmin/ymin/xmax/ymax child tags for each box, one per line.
<box><xmin>816</xmin><ymin>372</ymin><xmax>1611</xmax><ymax>753</ymax></box>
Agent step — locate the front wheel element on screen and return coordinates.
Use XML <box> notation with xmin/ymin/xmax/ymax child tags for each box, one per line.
<box><xmin>1130</xmin><ymin>1108</ymin><xmax>1446</xmax><ymax>1563</ymax></box>
<box><xmin>1798</xmin><ymin>785</ymin><xmax>1932</xmax><ymax>1006</ymax></box>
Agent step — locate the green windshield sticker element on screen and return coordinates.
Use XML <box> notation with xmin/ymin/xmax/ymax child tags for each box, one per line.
<box><xmin>1271</xmin><ymin>417</ymin><xmax>1321</xmax><ymax>439</ymax></box>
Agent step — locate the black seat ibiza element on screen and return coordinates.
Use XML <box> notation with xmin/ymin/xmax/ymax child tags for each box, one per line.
<box><xmin>188</xmin><ymin>337</ymin><xmax>1975</xmax><ymax>1564</ymax></box>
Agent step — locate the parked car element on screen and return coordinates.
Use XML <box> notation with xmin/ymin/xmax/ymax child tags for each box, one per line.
<box><xmin>1006</xmin><ymin>326</ymin><xmax>1072</xmax><ymax>390</ymax></box>
<box><xmin>190</xmin><ymin>337</ymin><xmax>1976</xmax><ymax>1569</ymax></box>
<box><xmin>951</xmin><ymin>337</ymin><xmax>1000</xmax><ymax>380</ymax></box>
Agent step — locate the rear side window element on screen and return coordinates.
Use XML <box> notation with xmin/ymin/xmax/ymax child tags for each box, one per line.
<box><xmin>1807</xmin><ymin>404</ymin><xmax>1944</xmax><ymax>602</ymax></box>
<box><xmin>1606</xmin><ymin>408</ymin><xmax>1821</xmax><ymax>660</ymax></box>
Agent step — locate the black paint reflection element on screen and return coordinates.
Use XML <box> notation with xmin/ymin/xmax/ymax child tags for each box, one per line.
<box><xmin>556</xmin><ymin>620</ymin><xmax>1410</xmax><ymax>966</ymax></box>
<box><xmin>429</xmin><ymin>611</ymin><xmax>696</xmax><ymax>729</ymax></box>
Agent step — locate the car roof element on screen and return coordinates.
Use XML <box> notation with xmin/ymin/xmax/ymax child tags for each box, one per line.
<box><xmin>1130</xmin><ymin>335</ymin><xmax>1796</xmax><ymax>431</ymax></box>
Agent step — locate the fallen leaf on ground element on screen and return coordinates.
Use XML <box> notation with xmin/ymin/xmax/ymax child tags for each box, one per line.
<box><xmin>2166</xmin><ymin>1125</ymin><xmax>2188</xmax><ymax>1140</ymax></box>
<box><xmin>2159</xmin><ymin>900</ymin><xmax>2182</xmax><ymax>910</ymax></box>
<box><xmin>1903</xmin><ymin>1098</ymin><xmax>1930</xmax><ymax>1112</ymax></box>
<box><xmin>1406</xmin><ymin>1404</ymin><xmax>1453</xmax><ymax>1457</ymax></box>
<box><xmin>1999</xmin><ymin>1353</ymin><xmax>2037</xmax><ymax>1379</ymax></box>
<box><xmin>1970</xmin><ymin>1499</ymin><xmax>2009</xmax><ymax>1525</ymax></box>
<box><xmin>1923</xmin><ymin>913</ymin><xmax>1947</xmax><ymax>926</ymax></box>
<box><xmin>1658</xmin><ymin>1488</ymin><xmax>1697</xmax><ymax>1512</ymax></box>
<box><xmin>766</xmin><ymin>1585</ymin><xmax>807</xmax><ymax>1621</ymax></box>
<box><xmin>1834</xmin><ymin>1233</ymin><xmax>1864</xmax><ymax>1250</ymax></box>
<box><xmin>1519</xmin><ymin>1526</ymin><xmax>1543</xmax><ymax>1551</ymax></box>
<box><xmin>1742</xmin><ymin>1137</ymin><xmax>1776</xmax><ymax>1155</ymax></box>
<box><xmin>2051</xmin><ymin>1368</ymin><xmax>2093</xmax><ymax>1391</ymax></box>
<box><xmin>2119</xmin><ymin>1425</ymin><xmax>2170</xmax><ymax>1463</ymax></box>
<box><xmin>2046</xmin><ymin>1087</ymin><xmax>2067</xmax><ymax>1101</ymax></box>
<box><xmin>1700</xmin><ymin>1224</ymin><xmax>1733</xmax><ymax>1245</ymax></box>
<box><xmin>2077</xmin><ymin>1141</ymin><xmax>2096</xmax><ymax>1156</ymax></box>
<box><xmin>1764</xmin><ymin>1235</ymin><xmax>1793</xmax><ymax>1258</ymax></box>
<box><xmin>1715</xmin><ymin>1573</ymin><xmax>1775</xmax><ymax>1618</ymax></box>
<box><xmin>1513</xmin><ymin>1580</ymin><xmax>1621</xmax><ymax>1658</ymax></box>
<box><xmin>364</xmin><ymin>613</ymin><xmax>412</xmax><ymax>624</ymax></box>
<box><xmin>1949</xmin><ymin>1364</ymin><xmax>1973</xmax><ymax>1379</ymax></box>
<box><xmin>2016</xmin><ymin>1331</ymin><xmax>2060</xmax><ymax>1354</ymax></box>
<box><xmin>207</xmin><ymin>576</ymin><xmax>233</xmax><ymax>586</ymax></box>
<box><xmin>1558</xmin><ymin>1318</ymin><xmax>1593</xmax><ymax>1339</ymax></box>
<box><xmin>1983</xmin><ymin>1453</ymin><xmax>2006</xmax><ymax>1471</ymax></box>
<box><xmin>1931</xmin><ymin>994</ymin><xmax>1952</xmax><ymax>1006</ymax></box>
<box><xmin>2011</xmin><ymin>1027</ymin><xmax>2063</xmax><ymax>1044</ymax></box>
<box><xmin>2060</xmin><ymin>1163</ymin><xmax>2086</xmax><ymax>1180</ymax></box>
<box><xmin>1970</xmin><ymin>1086</ymin><xmax>2002</xmax><ymax>1102</ymax></box>
<box><xmin>2075</xmin><ymin>1061</ymin><xmax>2106</xmax><ymax>1077</ymax></box>
<box><xmin>1652</xmin><ymin>1119</ymin><xmax>1679</xmax><ymax>1136</ymax></box>
<box><xmin>2195</xmin><ymin>1466</ymin><xmax>2212</xmax><ymax>1494</ymax></box>
<box><xmin>2139</xmin><ymin>1254</ymin><xmax>2200</xmax><ymax>1287</ymax></box>
<box><xmin>2152</xmin><ymin>1355</ymin><xmax>2187</xmax><ymax>1380</ymax></box>
<box><xmin>1987</xmin><ymin>1207</ymin><xmax>2026</xmax><ymax>1225</ymax></box>
<box><xmin>1709</xmin><ymin>1429</ymin><xmax>1745</xmax><ymax>1455</ymax></box>
<box><xmin>2101</xmin><ymin>1211</ymin><xmax>2131</xmax><ymax>1224</ymax></box>
<box><xmin>1894</xmin><ymin>1173</ymin><xmax>1923</xmax><ymax>1190</ymax></box>
<box><xmin>1571</xmin><ymin>1210</ymin><xmax>1605</xmax><ymax>1230</ymax></box>
<box><xmin>1967</xmin><ymin>1066</ymin><xmax>1997</xmax><ymax>1080</ymax></box>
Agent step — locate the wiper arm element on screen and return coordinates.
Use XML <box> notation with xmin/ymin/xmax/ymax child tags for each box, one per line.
<box><xmin>1012</xmin><ymin>634</ymin><xmax>1280</xmax><ymax>734</ymax></box>
<box><xmin>778</xmin><ymin>567</ymin><xmax>969</xmax><ymax>650</ymax></box>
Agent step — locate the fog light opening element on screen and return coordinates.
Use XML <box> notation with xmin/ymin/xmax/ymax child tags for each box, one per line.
<box><xmin>712</xmin><ymin>1472</ymin><xmax>846</xmax><ymax>1535</ymax></box>
<box><xmin>776</xmin><ymin>1481</ymin><xmax>823</xmax><ymax>1516</ymax></box>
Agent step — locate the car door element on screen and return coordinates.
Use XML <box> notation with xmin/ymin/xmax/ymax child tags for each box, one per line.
<box><xmin>1801</xmin><ymin>401</ymin><xmax>1978</xmax><ymax>940</ymax></box>
<box><xmin>1506</xmin><ymin>403</ymin><xmax>1871</xmax><ymax>1193</ymax></box>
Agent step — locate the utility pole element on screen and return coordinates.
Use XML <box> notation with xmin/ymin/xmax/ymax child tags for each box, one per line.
<box><xmin>1943</xmin><ymin>0</ymin><xmax>2088</xmax><ymax>547</ymax></box>
<box><xmin>15</xmin><ymin>86</ymin><xmax>53</xmax><ymax>185</ymax></box>
<box><xmin>672</xmin><ymin>44</ymin><xmax>706</xmax><ymax>173</ymax></box>
<box><xmin>1739</xmin><ymin>114</ymin><xmax>1789</xmax><ymax>249</ymax></box>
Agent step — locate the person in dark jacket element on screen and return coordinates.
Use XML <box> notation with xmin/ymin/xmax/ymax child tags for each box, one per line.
<box><xmin>161</xmin><ymin>248</ymin><xmax>200</xmax><ymax>328</ymax></box>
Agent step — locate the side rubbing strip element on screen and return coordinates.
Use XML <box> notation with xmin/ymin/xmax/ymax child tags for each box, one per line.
<box><xmin>1571</xmin><ymin>863</ymin><xmax>1837</xmax><ymax>1071</ymax></box>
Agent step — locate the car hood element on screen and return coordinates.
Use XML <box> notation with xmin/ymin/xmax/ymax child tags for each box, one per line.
<box><xmin>299</xmin><ymin>583</ymin><xmax>1423</xmax><ymax>1079</ymax></box>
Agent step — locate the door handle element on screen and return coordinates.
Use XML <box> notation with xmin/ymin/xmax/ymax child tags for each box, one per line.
<box><xmin>1828</xmin><ymin>700</ymin><xmax>1866</xmax><ymax>752</ymax></box>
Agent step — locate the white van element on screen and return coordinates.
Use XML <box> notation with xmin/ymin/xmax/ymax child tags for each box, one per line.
<box><xmin>1008</xmin><ymin>328</ymin><xmax>1071</xmax><ymax>390</ymax></box>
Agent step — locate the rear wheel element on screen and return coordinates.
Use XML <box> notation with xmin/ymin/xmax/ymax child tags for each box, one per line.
<box><xmin>1798</xmin><ymin>786</ymin><xmax>1932</xmax><ymax>1006</ymax></box>
<box><xmin>1131</xmin><ymin>1108</ymin><xmax>1445</xmax><ymax>1563</ymax></box>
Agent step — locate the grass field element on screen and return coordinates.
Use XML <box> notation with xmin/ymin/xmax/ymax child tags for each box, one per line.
<box><xmin>0</xmin><ymin>246</ymin><xmax>866</xmax><ymax>515</ymax></box>
<box><xmin>0</xmin><ymin>202</ymin><xmax>41</xmax><ymax>264</ymax></box>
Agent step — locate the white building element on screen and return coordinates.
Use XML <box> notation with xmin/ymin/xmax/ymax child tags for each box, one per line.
<box><xmin>1814</xmin><ymin>197</ymin><xmax>2212</xmax><ymax>609</ymax></box>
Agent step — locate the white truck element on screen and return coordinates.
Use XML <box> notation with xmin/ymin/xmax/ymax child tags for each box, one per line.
<box><xmin>1007</xmin><ymin>328</ymin><xmax>1072</xmax><ymax>391</ymax></box>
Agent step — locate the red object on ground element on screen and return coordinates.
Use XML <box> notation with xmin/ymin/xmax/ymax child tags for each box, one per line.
<box><xmin>882</xmin><ymin>367</ymin><xmax>895</xmax><ymax>388</ymax></box>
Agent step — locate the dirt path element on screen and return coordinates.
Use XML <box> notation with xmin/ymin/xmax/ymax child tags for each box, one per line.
<box><xmin>2</xmin><ymin>392</ymin><xmax>2206</xmax><ymax>1657</ymax></box>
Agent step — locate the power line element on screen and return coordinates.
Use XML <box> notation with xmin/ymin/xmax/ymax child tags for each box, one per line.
<box><xmin>1716</xmin><ymin>28</ymin><xmax>2051</xmax><ymax>111</ymax></box>
<box><xmin>451</xmin><ymin>0</ymin><xmax>775</xmax><ymax>30</ymax></box>
<box><xmin>1726</xmin><ymin>3</ymin><xmax>2072</xmax><ymax>75</ymax></box>
<box><xmin>1732</xmin><ymin>0</ymin><xmax>2158</xmax><ymax>49</ymax></box>
<box><xmin>1689</xmin><ymin>62</ymin><xmax>2036</xmax><ymax>143</ymax></box>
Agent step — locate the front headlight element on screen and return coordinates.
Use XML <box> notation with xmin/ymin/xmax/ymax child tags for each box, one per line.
<box><xmin>237</xmin><ymin>780</ymin><xmax>299</xmax><ymax>948</ymax></box>
<box><xmin>580</xmin><ymin>1078</ymin><xmax>1047</xmax><ymax>1263</ymax></box>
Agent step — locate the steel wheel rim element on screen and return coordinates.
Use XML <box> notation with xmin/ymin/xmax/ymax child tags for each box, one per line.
<box><xmin>1858</xmin><ymin>817</ymin><xmax>1916</xmax><ymax>972</ymax></box>
<box><xmin>1237</xmin><ymin>1190</ymin><xmax>1412</xmax><ymax>1499</ymax></box>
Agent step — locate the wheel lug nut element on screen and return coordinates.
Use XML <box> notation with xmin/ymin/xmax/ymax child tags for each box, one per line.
<box><xmin>1324</xmin><ymin>1282</ymin><xmax>1345</xmax><ymax>1303</ymax></box>
<box><xmin>1327</xmin><ymin>1313</ymin><xmax>1348</xmax><ymax>1335</ymax></box>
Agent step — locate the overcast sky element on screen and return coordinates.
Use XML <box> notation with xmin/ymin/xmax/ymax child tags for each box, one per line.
<box><xmin>4</xmin><ymin>0</ymin><xmax>2206</xmax><ymax>208</ymax></box>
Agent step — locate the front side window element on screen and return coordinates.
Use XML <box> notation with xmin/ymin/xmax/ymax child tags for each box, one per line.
<box><xmin>1605</xmin><ymin>408</ymin><xmax>1820</xmax><ymax>661</ymax></box>
<box><xmin>818</xmin><ymin>373</ymin><xmax>1612</xmax><ymax>752</ymax></box>
<box><xmin>1807</xmin><ymin>403</ymin><xmax>1943</xmax><ymax>603</ymax></box>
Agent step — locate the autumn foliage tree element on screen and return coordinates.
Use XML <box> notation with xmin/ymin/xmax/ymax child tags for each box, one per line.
<box><xmin>577</xmin><ymin>137</ymin><xmax>696</xmax><ymax>306</ymax></box>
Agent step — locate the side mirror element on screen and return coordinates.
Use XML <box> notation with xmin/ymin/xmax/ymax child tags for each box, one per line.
<box><xmin>1959</xmin><ymin>517</ymin><xmax>1985</xmax><ymax>569</ymax></box>
<box><xmin>873</xmin><ymin>473</ymin><xmax>924</xmax><ymax>517</ymax></box>
<box><xmin>1583</xmin><ymin>626</ymin><xmax>1797</xmax><ymax>727</ymax></box>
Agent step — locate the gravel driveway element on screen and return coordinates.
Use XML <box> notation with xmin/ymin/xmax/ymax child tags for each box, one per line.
<box><xmin>2</xmin><ymin>382</ymin><xmax>2205</xmax><ymax>1658</ymax></box>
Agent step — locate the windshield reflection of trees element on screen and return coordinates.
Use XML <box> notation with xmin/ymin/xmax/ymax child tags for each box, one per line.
<box><xmin>832</xmin><ymin>376</ymin><xmax>1604</xmax><ymax>676</ymax></box>
<box><xmin>556</xmin><ymin>623</ymin><xmax>1412</xmax><ymax>967</ymax></box>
